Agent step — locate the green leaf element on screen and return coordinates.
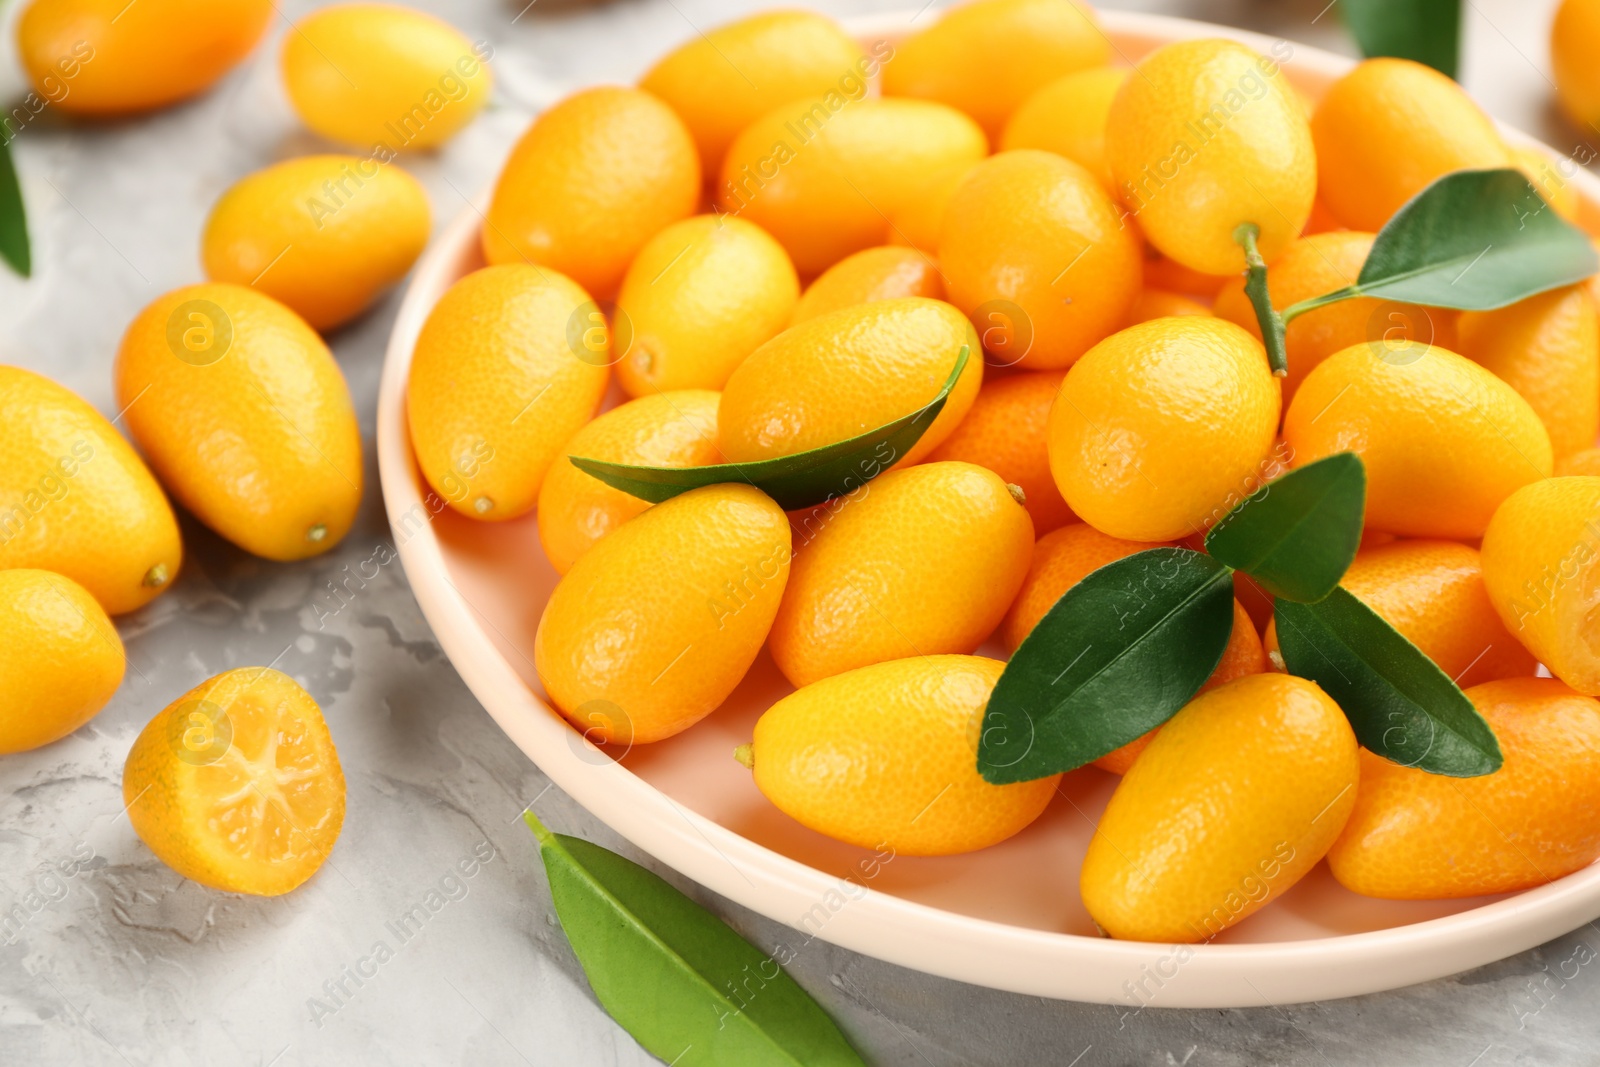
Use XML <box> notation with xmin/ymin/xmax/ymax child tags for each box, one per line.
<box><xmin>1341</xmin><ymin>0</ymin><xmax>1461</xmax><ymax>79</ymax></box>
<box><xmin>524</xmin><ymin>812</ymin><xmax>866</xmax><ymax>1067</ymax></box>
<box><xmin>1205</xmin><ymin>453</ymin><xmax>1365</xmax><ymax>604</ymax></box>
<box><xmin>1275</xmin><ymin>589</ymin><xmax>1501</xmax><ymax>777</ymax></box>
<box><xmin>572</xmin><ymin>345</ymin><xmax>969</xmax><ymax>511</ymax></box>
<box><xmin>1283</xmin><ymin>169</ymin><xmax>1599</xmax><ymax>321</ymax></box>
<box><xmin>977</xmin><ymin>547</ymin><xmax>1235</xmax><ymax>784</ymax></box>
<box><xmin>0</xmin><ymin>136</ymin><xmax>30</xmax><ymax>278</ymax></box>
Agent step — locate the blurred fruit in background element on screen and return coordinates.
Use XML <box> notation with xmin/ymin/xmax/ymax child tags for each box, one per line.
<box><xmin>281</xmin><ymin>2</ymin><xmax>492</xmax><ymax>151</ymax></box>
<box><xmin>17</xmin><ymin>0</ymin><xmax>271</xmax><ymax>115</ymax></box>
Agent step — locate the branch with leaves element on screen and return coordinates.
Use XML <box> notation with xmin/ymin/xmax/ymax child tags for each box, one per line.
<box><xmin>1236</xmin><ymin>168</ymin><xmax>1599</xmax><ymax>375</ymax></box>
<box><xmin>977</xmin><ymin>453</ymin><xmax>1504</xmax><ymax>785</ymax></box>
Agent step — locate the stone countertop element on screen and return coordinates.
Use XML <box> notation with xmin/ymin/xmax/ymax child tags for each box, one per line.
<box><xmin>1</xmin><ymin>0</ymin><xmax>1597</xmax><ymax>1063</ymax></box>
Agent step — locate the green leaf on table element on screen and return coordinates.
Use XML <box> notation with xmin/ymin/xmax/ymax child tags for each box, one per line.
<box><xmin>1275</xmin><ymin>589</ymin><xmax>1502</xmax><ymax>777</ymax></box>
<box><xmin>0</xmin><ymin>136</ymin><xmax>30</xmax><ymax>278</ymax></box>
<box><xmin>1341</xmin><ymin>0</ymin><xmax>1462</xmax><ymax>79</ymax></box>
<box><xmin>1205</xmin><ymin>453</ymin><xmax>1365</xmax><ymax>604</ymax></box>
<box><xmin>1282</xmin><ymin>169</ymin><xmax>1599</xmax><ymax>322</ymax></box>
<box><xmin>976</xmin><ymin>547</ymin><xmax>1235</xmax><ymax>784</ymax></box>
<box><xmin>572</xmin><ymin>345</ymin><xmax>969</xmax><ymax>511</ymax></box>
<box><xmin>524</xmin><ymin>811</ymin><xmax>866</xmax><ymax>1067</ymax></box>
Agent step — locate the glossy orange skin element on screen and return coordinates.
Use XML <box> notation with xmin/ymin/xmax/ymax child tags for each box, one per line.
<box><xmin>1509</xmin><ymin>145</ymin><xmax>1581</xmax><ymax>222</ymax></box>
<box><xmin>1126</xmin><ymin>288</ymin><xmax>1211</xmax><ymax>325</ymax></box>
<box><xmin>639</xmin><ymin>10</ymin><xmax>866</xmax><ymax>175</ymax></box>
<box><xmin>407</xmin><ymin>265</ymin><xmax>610</xmax><ymax>521</ymax></box>
<box><xmin>1556</xmin><ymin>448</ymin><xmax>1600</xmax><ymax>477</ymax></box>
<box><xmin>887</xmin><ymin>162</ymin><xmax>980</xmax><ymax>258</ymax></box>
<box><xmin>1213</xmin><ymin>232</ymin><xmax>1451</xmax><ymax>409</ymax></box>
<box><xmin>927</xmin><ymin>370</ymin><xmax>1074</xmax><ymax>535</ymax></box>
<box><xmin>115</xmin><ymin>284</ymin><xmax>362</xmax><ymax>561</ymax></box>
<box><xmin>1141</xmin><ymin>247</ymin><xmax>1229</xmax><ymax>298</ymax></box>
<box><xmin>717</xmin><ymin>298</ymin><xmax>982</xmax><ymax>468</ymax></box>
<box><xmin>791</xmin><ymin>247</ymin><xmax>944</xmax><ymax>324</ymax></box>
<box><xmin>482</xmin><ymin>87</ymin><xmax>700</xmax><ymax>300</ymax></box>
<box><xmin>1329</xmin><ymin>678</ymin><xmax>1600</xmax><ymax>899</ymax></box>
<box><xmin>1284</xmin><ymin>342</ymin><xmax>1552</xmax><ymax>539</ymax></box>
<box><xmin>940</xmin><ymin>150</ymin><xmax>1143</xmax><ymax>369</ymax></box>
<box><xmin>535</xmin><ymin>484</ymin><xmax>791</xmax><ymax>744</ymax></box>
<box><xmin>718</xmin><ymin>97</ymin><xmax>987</xmax><ymax>276</ymax></box>
<box><xmin>536</xmin><ymin>391</ymin><xmax>721</xmax><ymax>575</ymax></box>
<box><xmin>1047</xmin><ymin>317</ymin><xmax>1281</xmax><ymax>542</ymax></box>
<box><xmin>0</xmin><ymin>366</ymin><xmax>182</xmax><ymax>614</ymax></box>
<box><xmin>1312</xmin><ymin>58</ymin><xmax>1511</xmax><ymax>231</ymax></box>
<box><xmin>999</xmin><ymin>66</ymin><xmax>1128</xmax><ymax>187</ymax></box>
<box><xmin>1082</xmin><ymin>674</ymin><xmax>1357</xmax><ymax>942</ymax></box>
<box><xmin>1106</xmin><ymin>39</ymin><xmax>1315</xmax><ymax>275</ymax></box>
<box><xmin>281</xmin><ymin>4</ymin><xmax>492</xmax><ymax>151</ymax></box>
<box><xmin>0</xmin><ymin>569</ymin><xmax>125</xmax><ymax>754</ymax></box>
<box><xmin>1457</xmin><ymin>285</ymin><xmax>1600</xmax><ymax>461</ymax></box>
<box><xmin>1264</xmin><ymin>540</ymin><xmax>1537</xmax><ymax>689</ymax></box>
<box><xmin>1480</xmin><ymin>477</ymin><xmax>1600</xmax><ymax>696</ymax></box>
<box><xmin>202</xmin><ymin>155</ymin><xmax>431</xmax><ymax>331</ymax></box>
<box><xmin>1301</xmin><ymin>198</ymin><xmax>1346</xmax><ymax>236</ymax></box>
<box><xmin>750</xmin><ymin>655</ymin><xmax>1058</xmax><ymax>855</ymax></box>
<box><xmin>613</xmin><ymin>215</ymin><xmax>799</xmax><ymax>395</ymax></box>
<box><xmin>1553</xmin><ymin>0</ymin><xmax>1600</xmax><ymax>131</ymax></box>
<box><xmin>17</xmin><ymin>0</ymin><xmax>270</xmax><ymax>115</ymax></box>
<box><xmin>999</xmin><ymin>523</ymin><xmax>1264</xmax><ymax>773</ymax></box>
<box><xmin>769</xmin><ymin>462</ymin><xmax>1034</xmax><ymax>687</ymax></box>
<box><xmin>880</xmin><ymin>0</ymin><xmax>1109</xmax><ymax>138</ymax></box>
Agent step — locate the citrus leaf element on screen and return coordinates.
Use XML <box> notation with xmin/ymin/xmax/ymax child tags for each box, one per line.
<box><xmin>1341</xmin><ymin>0</ymin><xmax>1461</xmax><ymax>79</ymax></box>
<box><xmin>1283</xmin><ymin>170</ymin><xmax>1598</xmax><ymax>321</ymax></box>
<box><xmin>0</xmin><ymin>136</ymin><xmax>30</xmax><ymax>278</ymax></box>
<box><xmin>1275</xmin><ymin>589</ymin><xmax>1502</xmax><ymax>777</ymax></box>
<box><xmin>1205</xmin><ymin>453</ymin><xmax>1365</xmax><ymax>603</ymax></box>
<box><xmin>976</xmin><ymin>547</ymin><xmax>1235</xmax><ymax>784</ymax></box>
<box><xmin>572</xmin><ymin>345</ymin><xmax>969</xmax><ymax>511</ymax></box>
<box><xmin>524</xmin><ymin>812</ymin><xmax>866</xmax><ymax>1067</ymax></box>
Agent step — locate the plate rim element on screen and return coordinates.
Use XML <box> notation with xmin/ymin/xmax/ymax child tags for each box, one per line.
<box><xmin>376</xmin><ymin>7</ymin><xmax>1600</xmax><ymax>1007</ymax></box>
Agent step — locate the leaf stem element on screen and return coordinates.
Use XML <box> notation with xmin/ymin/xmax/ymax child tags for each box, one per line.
<box><xmin>522</xmin><ymin>808</ymin><xmax>555</xmax><ymax>846</ymax></box>
<box><xmin>1281</xmin><ymin>286</ymin><xmax>1359</xmax><ymax>324</ymax></box>
<box><xmin>1233</xmin><ymin>223</ymin><xmax>1288</xmax><ymax>378</ymax></box>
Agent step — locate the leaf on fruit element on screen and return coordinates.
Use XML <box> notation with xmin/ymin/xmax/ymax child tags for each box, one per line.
<box><xmin>1341</xmin><ymin>0</ymin><xmax>1462</xmax><ymax>79</ymax></box>
<box><xmin>1205</xmin><ymin>453</ymin><xmax>1365</xmax><ymax>604</ymax></box>
<box><xmin>571</xmin><ymin>346</ymin><xmax>969</xmax><ymax>512</ymax></box>
<box><xmin>0</xmin><ymin>136</ymin><xmax>30</xmax><ymax>278</ymax></box>
<box><xmin>1285</xmin><ymin>170</ymin><xmax>1598</xmax><ymax>321</ymax></box>
<box><xmin>1275</xmin><ymin>589</ymin><xmax>1502</xmax><ymax>777</ymax></box>
<box><xmin>976</xmin><ymin>547</ymin><xmax>1235</xmax><ymax>784</ymax></box>
<box><xmin>524</xmin><ymin>811</ymin><xmax>866</xmax><ymax>1067</ymax></box>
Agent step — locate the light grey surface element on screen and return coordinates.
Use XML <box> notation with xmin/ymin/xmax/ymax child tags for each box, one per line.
<box><xmin>2</xmin><ymin>0</ymin><xmax>1598</xmax><ymax>1063</ymax></box>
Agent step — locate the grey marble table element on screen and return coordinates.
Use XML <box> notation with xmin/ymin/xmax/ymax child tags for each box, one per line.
<box><xmin>2</xmin><ymin>0</ymin><xmax>1598</xmax><ymax>1063</ymax></box>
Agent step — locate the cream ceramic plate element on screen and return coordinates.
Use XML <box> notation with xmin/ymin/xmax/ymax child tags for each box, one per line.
<box><xmin>376</xmin><ymin>9</ymin><xmax>1600</xmax><ymax>1007</ymax></box>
